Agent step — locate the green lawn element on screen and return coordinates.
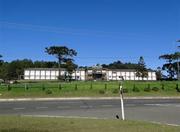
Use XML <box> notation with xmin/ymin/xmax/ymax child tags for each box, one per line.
<box><xmin>0</xmin><ymin>116</ymin><xmax>179</xmax><ymax>132</ymax></box>
<box><xmin>0</xmin><ymin>81</ymin><xmax>180</xmax><ymax>98</ymax></box>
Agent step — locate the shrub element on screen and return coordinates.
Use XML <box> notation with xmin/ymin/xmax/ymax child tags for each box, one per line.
<box><xmin>99</xmin><ymin>90</ymin><xmax>105</xmax><ymax>94</ymax></box>
<box><xmin>175</xmin><ymin>84</ymin><xmax>180</xmax><ymax>92</ymax></box>
<box><xmin>26</xmin><ymin>85</ymin><xmax>29</xmax><ymax>90</ymax></box>
<box><xmin>75</xmin><ymin>84</ymin><xmax>78</xmax><ymax>91</ymax></box>
<box><xmin>132</xmin><ymin>87</ymin><xmax>140</xmax><ymax>92</ymax></box>
<box><xmin>123</xmin><ymin>88</ymin><xmax>128</xmax><ymax>93</ymax></box>
<box><xmin>90</xmin><ymin>83</ymin><xmax>93</xmax><ymax>90</ymax></box>
<box><xmin>42</xmin><ymin>84</ymin><xmax>45</xmax><ymax>91</ymax></box>
<box><xmin>45</xmin><ymin>89</ymin><xmax>53</xmax><ymax>95</ymax></box>
<box><xmin>152</xmin><ymin>87</ymin><xmax>159</xmax><ymax>92</ymax></box>
<box><xmin>58</xmin><ymin>84</ymin><xmax>62</xmax><ymax>90</ymax></box>
<box><xmin>161</xmin><ymin>84</ymin><xmax>165</xmax><ymax>90</ymax></box>
<box><xmin>112</xmin><ymin>89</ymin><xmax>119</xmax><ymax>94</ymax></box>
<box><xmin>14</xmin><ymin>80</ymin><xmax>18</xmax><ymax>84</ymax></box>
<box><xmin>104</xmin><ymin>84</ymin><xmax>107</xmax><ymax>90</ymax></box>
<box><xmin>144</xmin><ymin>87</ymin><xmax>151</xmax><ymax>92</ymax></box>
<box><xmin>7</xmin><ymin>84</ymin><xmax>11</xmax><ymax>91</ymax></box>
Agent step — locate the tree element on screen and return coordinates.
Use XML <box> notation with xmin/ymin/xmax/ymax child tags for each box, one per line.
<box><xmin>159</xmin><ymin>52</ymin><xmax>180</xmax><ymax>80</ymax></box>
<box><xmin>101</xmin><ymin>60</ymin><xmax>139</xmax><ymax>69</ymax></box>
<box><xmin>0</xmin><ymin>62</ymin><xmax>9</xmax><ymax>81</ymax></box>
<box><xmin>45</xmin><ymin>46</ymin><xmax>77</xmax><ymax>79</ymax></box>
<box><xmin>156</xmin><ymin>67</ymin><xmax>162</xmax><ymax>80</ymax></box>
<box><xmin>136</xmin><ymin>56</ymin><xmax>148</xmax><ymax>79</ymax></box>
<box><xmin>65</xmin><ymin>59</ymin><xmax>78</xmax><ymax>81</ymax></box>
<box><xmin>0</xmin><ymin>54</ymin><xmax>3</xmax><ymax>65</ymax></box>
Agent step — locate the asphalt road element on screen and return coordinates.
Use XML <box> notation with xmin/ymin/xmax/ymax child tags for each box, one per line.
<box><xmin>0</xmin><ymin>99</ymin><xmax>180</xmax><ymax>125</ymax></box>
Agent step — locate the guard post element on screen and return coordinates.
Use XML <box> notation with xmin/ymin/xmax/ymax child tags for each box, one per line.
<box><xmin>119</xmin><ymin>77</ymin><xmax>125</xmax><ymax>120</ymax></box>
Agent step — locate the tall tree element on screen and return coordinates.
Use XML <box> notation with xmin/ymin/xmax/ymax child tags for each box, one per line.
<box><xmin>45</xmin><ymin>46</ymin><xmax>77</xmax><ymax>79</ymax></box>
<box><xmin>159</xmin><ymin>52</ymin><xmax>180</xmax><ymax>80</ymax></box>
<box><xmin>65</xmin><ymin>59</ymin><xmax>78</xmax><ymax>81</ymax></box>
<box><xmin>136</xmin><ymin>56</ymin><xmax>148</xmax><ymax>79</ymax></box>
<box><xmin>0</xmin><ymin>54</ymin><xmax>3</xmax><ymax>65</ymax></box>
<box><xmin>156</xmin><ymin>67</ymin><xmax>162</xmax><ymax>80</ymax></box>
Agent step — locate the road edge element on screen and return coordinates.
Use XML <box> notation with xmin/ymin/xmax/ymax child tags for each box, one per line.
<box><xmin>0</xmin><ymin>96</ymin><xmax>180</xmax><ymax>102</ymax></box>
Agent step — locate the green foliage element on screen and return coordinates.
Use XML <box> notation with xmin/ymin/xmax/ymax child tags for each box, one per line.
<box><xmin>65</xmin><ymin>60</ymin><xmax>78</xmax><ymax>81</ymax></box>
<box><xmin>112</xmin><ymin>88</ymin><xmax>119</xmax><ymax>94</ymax></box>
<box><xmin>45</xmin><ymin>46</ymin><xmax>77</xmax><ymax>81</ymax></box>
<box><xmin>42</xmin><ymin>84</ymin><xmax>45</xmax><ymax>91</ymax></box>
<box><xmin>58</xmin><ymin>84</ymin><xmax>62</xmax><ymax>90</ymax></box>
<box><xmin>0</xmin><ymin>54</ymin><xmax>3</xmax><ymax>65</ymax></box>
<box><xmin>90</xmin><ymin>83</ymin><xmax>93</xmax><ymax>90</ymax></box>
<box><xmin>123</xmin><ymin>88</ymin><xmax>128</xmax><ymax>93</ymax></box>
<box><xmin>152</xmin><ymin>87</ymin><xmax>159</xmax><ymax>92</ymax></box>
<box><xmin>144</xmin><ymin>87</ymin><xmax>151</xmax><ymax>92</ymax></box>
<box><xmin>161</xmin><ymin>84</ymin><xmax>165</xmax><ymax>90</ymax></box>
<box><xmin>104</xmin><ymin>84</ymin><xmax>107</xmax><ymax>90</ymax></box>
<box><xmin>132</xmin><ymin>84</ymin><xmax>140</xmax><ymax>92</ymax></box>
<box><xmin>45</xmin><ymin>89</ymin><xmax>53</xmax><ymax>94</ymax></box>
<box><xmin>175</xmin><ymin>84</ymin><xmax>180</xmax><ymax>92</ymax></box>
<box><xmin>99</xmin><ymin>90</ymin><xmax>105</xmax><ymax>94</ymax></box>
<box><xmin>101</xmin><ymin>60</ymin><xmax>139</xmax><ymax>69</ymax></box>
<box><xmin>25</xmin><ymin>84</ymin><xmax>29</xmax><ymax>90</ymax></box>
<box><xmin>156</xmin><ymin>67</ymin><xmax>162</xmax><ymax>80</ymax></box>
<box><xmin>136</xmin><ymin>56</ymin><xmax>148</xmax><ymax>78</ymax></box>
<box><xmin>159</xmin><ymin>52</ymin><xmax>180</xmax><ymax>79</ymax></box>
<box><xmin>7</xmin><ymin>84</ymin><xmax>11</xmax><ymax>91</ymax></box>
<box><xmin>45</xmin><ymin>46</ymin><xmax>77</xmax><ymax>66</ymax></box>
<box><xmin>75</xmin><ymin>84</ymin><xmax>78</xmax><ymax>90</ymax></box>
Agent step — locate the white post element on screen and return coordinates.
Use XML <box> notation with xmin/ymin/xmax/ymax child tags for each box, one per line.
<box><xmin>120</xmin><ymin>83</ymin><xmax>125</xmax><ymax>120</ymax></box>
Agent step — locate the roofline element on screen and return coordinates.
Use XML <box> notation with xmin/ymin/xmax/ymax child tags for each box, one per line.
<box><xmin>24</xmin><ymin>68</ymin><xmax>155</xmax><ymax>72</ymax></box>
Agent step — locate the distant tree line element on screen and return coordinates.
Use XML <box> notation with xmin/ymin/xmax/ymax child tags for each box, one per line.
<box><xmin>0</xmin><ymin>59</ymin><xmax>58</xmax><ymax>80</ymax></box>
<box><xmin>0</xmin><ymin>46</ymin><xmax>78</xmax><ymax>81</ymax></box>
<box><xmin>101</xmin><ymin>60</ymin><xmax>139</xmax><ymax>69</ymax></box>
<box><xmin>0</xmin><ymin>57</ymin><xmax>149</xmax><ymax>81</ymax></box>
<box><xmin>1</xmin><ymin>39</ymin><xmax>180</xmax><ymax>81</ymax></box>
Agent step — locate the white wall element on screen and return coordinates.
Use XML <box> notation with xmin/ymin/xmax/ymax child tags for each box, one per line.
<box><xmin>107</xmin><ymin>71</ymin><xmax>156</xmax><ymax>81</ymax></box>
<box><xmin>24</xmin><ymin>69</ymin><xmax>86</xmax><ymax>80</ymax></box>
<box><xmin>24</xmin><ymin>69</ymin><xmax>156</xmax><ymax>81</ymax></box>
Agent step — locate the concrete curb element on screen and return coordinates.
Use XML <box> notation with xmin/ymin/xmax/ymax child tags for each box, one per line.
<box><xmin>0</xmin><ymin>96</ymin><xmax>180</xmax><ymax>102</ymax></box>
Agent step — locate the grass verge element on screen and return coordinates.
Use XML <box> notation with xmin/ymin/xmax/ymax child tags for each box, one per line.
<box><xmin>0</xmin><ymin>116</ymin><xmax>180</xmax><ymax>132</ymax></box>
<box><xmin>0</xmin><ymin>81</ymin><xmax>180</xmax><ymax>98</ymax></box>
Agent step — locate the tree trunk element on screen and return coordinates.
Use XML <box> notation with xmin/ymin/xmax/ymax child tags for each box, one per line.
<box><xmin>58</xmin><ymin>58</ymin><xmax>61</xmax><ymax>81</ymax></box>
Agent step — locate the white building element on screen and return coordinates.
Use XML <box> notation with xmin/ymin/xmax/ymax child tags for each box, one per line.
<box><xmin>106</xmin><ymin>69</ymin><xmax>156</xmax><ymax>81</ymax></box>
<box><xmin>24</xmin><ymin>68</ymin><xmax>156</xmax><ymax>81</ymax></box>
<box><xmin>24</xmin><ymin>68</ymin><xmax>86</xmax><ymax>80</ymax></box>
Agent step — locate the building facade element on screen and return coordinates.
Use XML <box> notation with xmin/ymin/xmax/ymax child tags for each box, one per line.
<box><xmin>24</xmin><ymin>68</ymin><xmax>156</xmax><ymax>81</ymax></box>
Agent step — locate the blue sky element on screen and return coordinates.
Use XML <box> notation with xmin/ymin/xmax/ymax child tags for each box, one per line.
<box><xmin>0</xmin><ymin>0</ymin><xmax>180</xmax><ymax>69</ymax></box>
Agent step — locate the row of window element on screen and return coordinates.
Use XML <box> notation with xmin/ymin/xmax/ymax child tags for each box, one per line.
<box><xmin>25</xmin><ymin>71</ymin><xmax>85</xmax><ymax>76</ymax></box>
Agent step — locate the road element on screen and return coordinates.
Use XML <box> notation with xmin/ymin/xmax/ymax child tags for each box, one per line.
<box><xmin>0</xmin><ymin>99</ymin><xmax>180</xmax><ymax>125</ymax></box>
